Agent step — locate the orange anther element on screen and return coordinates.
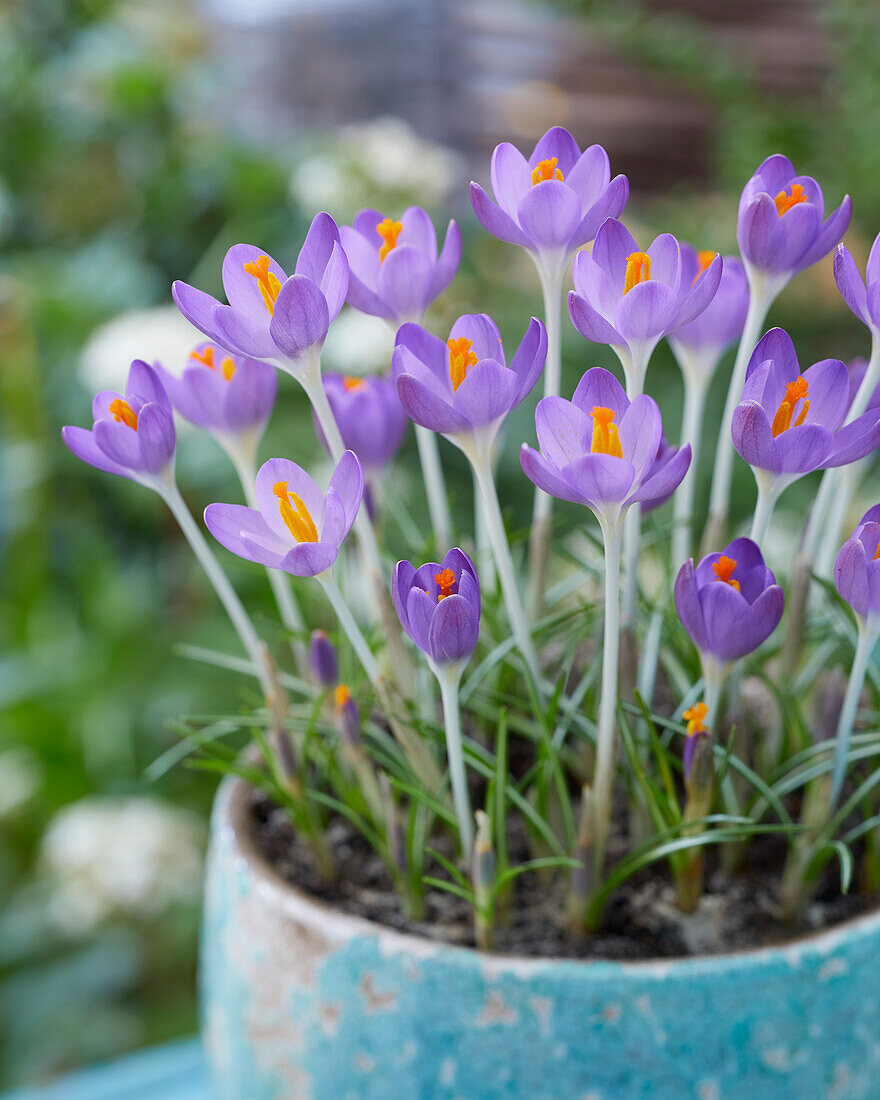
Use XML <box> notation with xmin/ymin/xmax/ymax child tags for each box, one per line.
<box><xmin>712</xmin><ymin>555</ymin><xmax>741</xmax><ymax>591</ymax></box>
<box><xmin>774</xmin><ymin>183</ymin><xmax>807</xmax><ymax>217</ymax></box>
<box><xmin>683</xmin><ymin>701</ymin><xmax>708</xmax><ymax>736</ymax></box>
<box><xmin>590</xmin><ymin>406</ymin><xmax>623</xmax><ymax>458</ymax></box>
<box><xmin>531</xmin><ymin>157</ymin><xmax>564</xmax><ymax>186</ymax></box>
<box><xmin>109</xmin><ymin>398</ymin><xmax>138</xmax><ymax>430</ymax></box>
<box><xmin>434</xmin><ymin>568</ymin><xmax>456</xmax><ymax>601</ymax></box>
<box><xmin>343</xmin><ymin>376</ymin><xmax>366</xmax><ymax>391</ymax></box>
<box><xmin>376</xmin><ymin>218</ymin><xmax>403</xmax><ymax>262</ymax></box>
<box><xmin>334</xmin><ymin>684</ymin><xmax>351</xmax><ymax>707</ymax></box>
<box><xmin>272</xmin><ymin>481</ymin><xmax>318</xmax><ymax>543</ymax></box>
<box><xmin>447</xmin><ymin>337</ymin><xmax>478</xmax><ymax>391</ymax></box>
<box><xmin>623</xmin><ymin>251</ymin><xmax>652</xmax><ymax>294</ymax></box>
<box><xmin>770</xmin><ymin>377</ymin><xmax>810</xmax><ymax>437</ymax></box>
<box><xmin>243</xmin><ymin>254</ymin><xmax>281</xmax><ymax>314</ymax></box>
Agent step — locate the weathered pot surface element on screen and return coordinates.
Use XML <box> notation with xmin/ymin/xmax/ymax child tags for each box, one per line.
<box><xmin>202</xmin><ymin>772</ymin><xmax>880</xmax><ymax>1099</ymax></box>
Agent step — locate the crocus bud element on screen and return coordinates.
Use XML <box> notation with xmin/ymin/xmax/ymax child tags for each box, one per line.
<box><xmin>309</xmin><ymin>630</ymin><xmax>338</xmax><ymax>687</ymax></box>
<box><xmin>471</xmin><ymin>810</ymin><xmax>496</xmax><ymax>951</ymax></box>
<box><xmin>682</xmin><ymin>703</ymin><xmax>714</xmax><ymax>811</ymax></box>
<box><xmin>334</xmin><ymin>685</ymin><xmax>362</xmax><ymax>748</ymax></box>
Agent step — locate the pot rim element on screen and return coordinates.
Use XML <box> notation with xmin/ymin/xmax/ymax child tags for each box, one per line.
<box><xmin>216</xmin><ymin>770</ymin><xmax>880</xmax><ymax>979</ymax></box>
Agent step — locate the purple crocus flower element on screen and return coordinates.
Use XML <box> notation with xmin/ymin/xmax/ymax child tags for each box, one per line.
<box><xmin>669</xmin><ymin>248</ymin><xmax>750</xmax><ymax>377</ymax></box>
<box><xmin>731</xmin><ymin>328</ymin><xmax>880</xmax><ymax>485</ymax></box>
<box><xmin>675</xmin><ymin>538</ymin><xmax>784</xmax><ymax>664</ymax></box>
<box><xmin>204</xmin><ymin>451</ymin><xmax>363</xmax><ymax>578</ymax></box>
<box><xmin>392</xmin><ymin>548</ymin><xmax>480</xmax><ymax>667</ymax></box>
<box><xmin>834</xmin><ymin>232</ymin><xmax>880</xmax><ymax>335</ymax></box>
<box><xmin>157</xmin><ymin>342</ymin><xmax>277</xmax><ymax>440</ymax></box>
<box><xmin>339</xmin><ymin>207</ymin><xmax>460</xmax><ymax>326</ymax></box>
<box><xmin>469</xmin><ymin>126</ymin><xmax>628</xmax><ymax>272</ymax></box>
<box><xmin>737</xmin><ymin>155</ymin><xmax>851</xmax><ymax>280</ymax></box>
<box><xmin>309</xmin><ymin>630</ymin><xmax>338</xmax><ymax>688</ymax></box>
<box><xmin>317</xmin><ymin>373</ymin><xmax>408</xmax><ymax>471</ymax></box>
<box><xmin>392</xmin><ymin>313</ymin><xmax>547</xmax><ymax>443</ymax></box>
<box><xmin>569</xmin><ymin>219</ymin><xmax>722</xmax><ymax>388</ymax></box>
<box><xmin>519</xmin><ymin>367</ymin><xmax>691</xmax><ymax>530</ymax></box>
<box><xmin>62</xmin><ymin>360</ymin><xmax>176</xmax><ymax>485</ymax></box>
<box><xmin>833</xmin><ymin>508</ymin><xmax>880</xmax><ymax>621</ymax></box>
<box><xmin>172</xmin><ymin>213</ymin><xmax>349</xmax><ymax>364</ymax></box>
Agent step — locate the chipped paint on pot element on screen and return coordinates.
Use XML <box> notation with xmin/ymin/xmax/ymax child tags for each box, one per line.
<box><xmin>201</xmin><ymin>773</ymin><xmax>880</xmax><ymax>1099</ymax></box>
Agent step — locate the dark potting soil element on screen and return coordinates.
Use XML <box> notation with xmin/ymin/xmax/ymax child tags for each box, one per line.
<box><xmin>249</xmin><ymin>788</ymin><xmax>877</xmax><ymax>961</ymax></box>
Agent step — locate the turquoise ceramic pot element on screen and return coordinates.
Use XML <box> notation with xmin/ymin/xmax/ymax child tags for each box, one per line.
<box><xmin>202</xmin><ymin>774</ymin><xmax>880</xmax><ymax>1099</ymax></box>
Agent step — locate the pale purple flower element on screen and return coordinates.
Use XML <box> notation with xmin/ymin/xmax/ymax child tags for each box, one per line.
<box><xmin>675</xmin><ymin>538</ymin><xmax>784</xmax><ymax>663</ymax></box>
<box><xmin>204</xmin><ymin>451</ymin><xmax>363</xmax><ymax>578</ymax></box>
<box><xmin>737</xmin><ymin>155</ymin><xmax>850</xmax><ymax>278</ymax></box>
<box><xmin>834</xmin><ymin>507</ymin><xmax>880</xmax><ymax>621</ymax></box>
<box><xmin>469</xmin><ymin>126</ymin><xmax>628</xmax><ymax>270</ymax></box>
<box><xmin>339</xmin><ymin>207</ymin><xmax>460</xmax><ymax>326</ymax></box>
<box><xmin>62</xmin><ymin>360</ymin><xmax>176</xmax><ymax>484</ymax></box>
<box><xmin>392</xmin><ymin>313</ymin><xmax>546</xmax><ymax>442</ymax></box>
<box><xmin>669</xmin><ymin>248</ymin><xmax>750</xmax><ymax>377</ymax></box>
<box><xmin>731</xmin><ymin>328</ymin><xmax>880</xmax><ymax>483</ymax></box>
<box><xmin>834</xmin><ymin>232</ymin><xmax>880</xmax><ymax>334</ymax></box>
<box><xmin>172</xmin><ymin>213</ymin><xmax>348</xmax><ymax>362</ymax></box>
<box><xmin>392</xmin><ymin>549</ymin><xmax>480</xmax><ymax>667</ymax></box>
<box><xmin>569</xmin><ymin>219</ymin><xmax>721</xmax><ymax>379</ymax></box>
<box><xmin>317</xmin><ymin>373</ymin><xmax>408</xmax><ymax>471</ymax></box>
<box><xmin>519</xmin><ymin>367</ymin><xmax>690</xmax><ymax>529</ymax></box>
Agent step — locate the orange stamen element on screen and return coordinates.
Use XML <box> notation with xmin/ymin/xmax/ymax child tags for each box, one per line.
<box><xmin>342</xmin><ymin>376</ymin><xmax>366</xmax><ymax>391</ymax></box>
<box><xmin>692</xmin><ymin>250</ymin><xmax>717</xmax><ymax>284</ymax></box>
<box><xmin>334</xmin><ymin>684</ymin><xmax>351</xmax><ymax>708</ymax></box>
<box><xmin>712</xmin><ymin>555</ymin><xmax>741</xmax><ymax>591</ymax></box>
<box><xmin>272</xmin><ymin>481</ymin><xmax>318</xmax><ymax>543</ymax></box>
<box><xmin>770</xmin><ymin>377</ymin><xmax>810</xmax><ymax>437</ymax></box>
<box><xmin>447</xmin><ymin>337</ymin><xmax>478</xmax><ymax>391</ymax></box>
<box><xmin>434</xmin><ymin>568</ymin><xmax>456</xmax><ymax>602</ymax></box>
<box><xmin>623</xmin><ymin>251</ymin><xmax>652</xmax><ymax>294</ymax></box>
<box><xmin>243</xmin><ymin>255</ymin><xmax>281</xmax><ymax>314</ymax></box>
<box><xmin>873</xmin><ymin>541</ymin><xmax>880</xmax><ymax>562</ymax></box>
<box><xmin>191</xmin><ymin>345</ymin><xmax>236</xmax><ymax>380</ymax></box>
<box><xmin>376</xmin><ymin>218</ymin><xmax>403</xmax><ymax>262</ymax></box>
<box><xmin>774</xmin><ymin>183</ymin><xmax>807</xmax><ymax>218</ymax></box>
<box><xmin>531</xmin><ymin>157</ymin><xmax>564</xmax><ymax>186</ymax></box>
<box><xmin>683</xmin><ymin>701</ymin><xmax>708</xmax><ymax>736</ymax></box>
<box><xmin>108</xmin><ymin>398</ymin><xmax>138</xmax><ymax>430</ymax></box>
<box><xmin>590</xmin><ymin>406</ymin><xmax>623</xmax><ymax>458</ymax></box>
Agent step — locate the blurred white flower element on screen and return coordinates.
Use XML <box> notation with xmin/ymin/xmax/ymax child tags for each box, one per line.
<box><xmin>79</xmin><ymin>306</ymin><xmax>203</xmax><ymax>393</ymax></box>
<box><xmin>0</xmin><ymin>748</ymin><xmax>42</xmax><ymax>819</ymax></box>
<box><xmin>322</xmin><ymin>308</ymin><xmax>394</xmax><ymax>376</ymax></box>
<box><xmin>41</xmin><ymin>796</ymin><xmax>205</xmax><ymax>934</ymax></box>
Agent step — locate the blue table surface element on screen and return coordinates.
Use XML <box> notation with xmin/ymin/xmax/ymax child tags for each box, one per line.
<box><xmin>2</xmin><ymin>1040</ymin><xmax>211</xmax><ymax>1100</ymax></box>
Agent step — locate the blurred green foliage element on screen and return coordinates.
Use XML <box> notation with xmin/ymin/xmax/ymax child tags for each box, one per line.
<box><xmin>1</xmin><ymin>0</ymin><xmax>879</xmax><ymax>1088</ymax></box>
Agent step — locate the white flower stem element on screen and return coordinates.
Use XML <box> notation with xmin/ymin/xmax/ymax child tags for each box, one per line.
<box><xmin>616</xmin><ymin>345</ymin><xmax>650</xmax><ymax>626</ymax></box>
<box><xmin>472</xmin><ymin>465</ymin><xmax>496</xmax><ymax>591</ymax></box>
<box><xmin>805</xmin><ymin>328</ymin><xmax>880</xmax><ymax>568</ymax></box>
<box><xmin>161</xmin><ymin>481</ymin><xmax>272</xmax><ymax>697</ymax></box>
<box><xmin>670</xmin><ymin>350</ymin><xmax>711</xmax><ymax>568</ymax></box>
<box><xmin>468</xmin><ymin>440</ymin><xmax>542</xmax><ymax>690</ymax></box>
<box><xmin>706</xmin><ymin>278</ymin><xmax>775</xmax><ymax>545</ymax></box>
<box><xmin>434</xmin><ymin>661</ymin><xmax>473</xmax><ymax>855</ymax></box>
<box><xmin>527</xmin><ymin>264</ymin><xmax>563</xmax><ymax>620</ymax></box>
<box><xmin>830</xmin><ymin>617</ymin><xmax>880</xmax><ymax>805</ymax></box>
<box><xmin>317</xmin><ymin>573</ymin><xmax>381</xmax><ymax>688</ymax></box>
<box><xmin>702</xmin><ymin>655</ymin><xmax>725</xmax><ymax>727</ymax></box>
<box><xmin>592</xmin><ymin>517</ymin><xmax>623</xmax><ymax>883</ymax></box>
<box><xmin>749</xmin><ymin>470</ymin><xmax>781</xmax><ymax>546</ymax></box>
<box><xmin>225</xmin><ymin>439</ymin><xmax>308</xmax><ymax>673</ymax></box>
<box><xmin>814</xmin><ymin>461</ymin><xmax>862</xmax><ymax>578</ymax></box>
<box><xmin>415</xmin><ymin>424</ymin><xmax>452</xmax><ymax>551</ymax></box>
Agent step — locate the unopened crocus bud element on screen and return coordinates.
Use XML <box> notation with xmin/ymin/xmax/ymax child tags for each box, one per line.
<box><xmin>310</xmin><ymin>630</ymin><xmax>338</xmax><ymax>688</ymax></box>
<box><xmin>471</xmin><ymin>810</ymin><xmax>496</xmax><ymax>951</ymax></box>
<box><xmin>678</xmin><ymin>702</ymin><xmax>715</xmax><ymax>913</ymax></box>
<box><xmin>334</xmin><ymin>685</ymin><xmax>362</xmax><ymax>747</ymax></box>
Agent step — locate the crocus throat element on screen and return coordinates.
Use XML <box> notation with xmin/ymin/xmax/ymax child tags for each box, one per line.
<box><xmin>624</xmin><ymin>252</ymin><xmax>651</xmax><ymax>294</ymax></box>
<box><xmin>531</xmin><ymin>157</ymin><xmax>563</xmax><ymax>186</ymax></box>
<box><xmin>774</xmin><ymin>183</ymin><xmax>807</xmax><ymax>217</ymax></box>
<box><xmin>770</xmin><ymin>377</ymin><xmax>809</xmax><ymax>436</ymax></box>
<box><xmin>683</xmin><ymin>701</ymin><xmax>708</xmax><ymax>736</ymax></box>
<box><xmin>192</xmin><ymin>346</ymin><xmax>235</xmax><ymax>381</ymax></box>
<box><xmin>712</xmin><ymin>555</ymin><xmax>740</xmax><ymax>591</ymax></box>
<box><xmin>109</xmin><ymin>398</ymin><xmax>138</xmax><ymax>430</ymax></box>
<box><xmin>447</xmin><ymin>337</ymin><xmax>478</xmax><ymax>391</ymax></box>
<box><xmin>377</xmin><ymin>218</ymin><xmax>403</xmax><ymax>262</ymax></box>
<box><xmin>434</xmin><ymin>568</ymin><xmax>456</xmax><ymax>601</ymax></box>
<box><xmin>590</xmin><ymin>406</ymin><xmax>623</xmax><ymax>458</ymax></box>
<box><xmin>273</xmin><ymin>481</ymin><xmax>318</xmax><ymax>543</ymax></box>
<box><xmin>342</xmin><ymin>376</ymin><xmax>366</xmax><ymax>391</ymax></box>
<box><xmin>243</xmin><ymin>255</ymin><xmax>281</xmax><ymax>315</ymax></box>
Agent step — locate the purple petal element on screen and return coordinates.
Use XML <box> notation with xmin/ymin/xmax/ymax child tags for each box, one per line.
<box><xmin>535</xmin><ymin>396</ymin><xmax>593</xmax><ymax>467</ymax></box>
<box><xmin>801</xmin><ymin>358</ymin><xmax>849</xmax><ymax>431</ymax></box>
<box><xmin>490</xmin><ymin>142</ymin><xmax>532</xmax><ymax>215</ymax></box>
<box><xmin>452</xmin><ymin>359</ymin><xmax>518</xmax><ymax>428</ymax></box>
<box><xmin>675</xmin><ymin>559</ymin><xmax>709</xmax><ymax>651</ymax></box>
<box><xmin>618</xmin><ymin>394</ymin><xmax>662</xmax><ymax>481</ymax></box>
<box><xmin>127</xmin><ymin>360</ymin><xmax>172</xmax><ymax>412</ymax></box>
<box><xmin>255</xmin><ymin>457</ymin><xmax>324</xmax><ymax>542</ymax></box>
<box><xmin>171</xmin><ymin>282</ymin><xmax>228</xmax><ymax>348</ymax></box>
<box><xmin>520</xmin><ymin>444</ymin><xmax>586</xmax><ymax>505</ymax></box>
<box><xmin>405</xmin><ymin>586</ymin><xmax>435</xmax><ymax>654</ymax></box>
<box><xmin>571</xmin><ymin>249</ymin><xmax>619</xmax><ymax>319</ymax></box>
<box><xmin>563</xmin><ymin>453</ymin><xmax>635</xmax><ymax>505</ymax></box>
<box><xmin>449</xmin><ymin>313</ymin><xmax>504</xmax><ymax>366</ymax></box>
<box><xmin>591</xmin><ymin>218</ymin><xmax>642</xmax><ymax>286</ymax></box>
<box><xmin>326</xmin><ymin>450</ymin><xmax>364</xmax><ymax>531</ymax></box>
<box><xmin>392</xmin><ymin>560</ymin><xmax>416</xmax><ymax>635</ymax></box>
<box><xmin>732</xmin><ymin>402</ymin><xmax>781</xmax><ymax>473</ymax></box>
<box><xmin>469</xmin><ymin>183</ymin><xmax>531</xmax><ymax>249</ymax></box>
<box><xmin>737</xmin><ymin>193</ymin><xmax>783</xmax><ymax>271</ymax></box>
<box><xmin>135</xmin><ymin>403</ymin><xmax>176</xmax><ymax>473</ymax></box>
<box><xmin>428</xmin><ymin>593</ymin><xmax>479</xmax><ymax>665</ymax></box>
<box><xmin>222</xmin><ymin>244</ymin><xmax>286</xmax><ymax>316</ymax></box>
<box><xmin>571</xmin><ymin>367</ymin><xmax>629</xmax><ymax>421</ymax></box>
<box><xmin>827</xmin><ymin>410</ymin><xmax>880</xmax><ymax>467</ymax></box>
<box><xmin>296</xmin><ymin>213</ymin><xmax>340</xmax><ymax>282</ymax></box>
<box><xmin>774</xmin><ymin>423</ymin><xmax>832</xmax><ymax>474</ymax></box>
<box><xmin>400</xmin><ymin>207</ymin><xmax>438</xmax><ymax>261</ymax></box>
<box><xmin>204</xmin><ymin>502</ymin><xmax>288</xmax><ymax>565</ymax></box>
<box><xmin>93</xmin><ymin>418</ymin><xmax>145</xmax><ymax>471</ymax></box>
<box><xmin>377</xmin><ymin>247</ymin><xmax>433</xmax><ymax>323</ymax></box>
<box><xmin>530</xmin><ymin>126</ymin><xmax>582</xmax><ymax>175</ymax></box>
<box><xmin>614</xmin><ymin>280</ymin><xmax>677</xmax><ymax>341</ymax></box>
<box><xmin>319</xmin><ymin>242</ymin><xmax>350</xmax><ymax>323</ymax></box>
<box><xmin>867</xmin><ymin>230</ymin><xmax>880</xmax><ymax>289</ymax></box>
<box><xmin>396</xmin><ymin>374</ymin><xmax>470</xmax><ymax>434</ymax></box>
<box><xmin>674</xmin><ymin>252</ymin><xmax>722</xmax><ymax>328</ymax></box>
<box><xmin>834</xmin><ymin>244</ymin><xmax>869</xmax><ymax>326</ymax></box>
<box><xmin>646</xmin><ymin>233</ymin><xmax>683</xmax><ymax>293</ymax></box>
<box><xmin>795</xmin><ymin>197</ymin><xmax>852</xmax><ymax>272</ymax></box>
<box><xmin>280</xmin><ymin>542</ymin><xmax>338</xmax><ymax>578</ymax></box>
<box><xmin>508</xmin><ymin>317</ymin><xmax>547</xmax><ymax>405</ymax></box>
<box><xmin>516</xmin><ymin>180</ymin><xmax>582</xmax><ymax>252</ymax></box>
<box><xmin>212</xmin><ymin>304</ymin><xmax>277</xmax><ymax>360</ymax></box>
<box><xmin>567</xmin><ymin>175</ymin><xmax>630</xmax><ymax>252</ymax></box>
<box><xmin>568</xmin><ymin>291</ymin><xmax>624</xmax><ymax>347</ymax></box>
<box><xmin>269</xmin><ymin>275</ymin><xmax>330</xmax><ymax>358</ymax></box>
<box><xmin>627</xmin><ymin>443</ymin><xmax>690</xmax><ymax>507</ymax></box>
<box><xmin>746</xmin><ymin>327</ymin><xmax>800</xmax><ymax>383</ymax></box>
<box><xmin>61</xmin><ymin>425</ymin><xmax>132</xmax><ymax>480</ymax></box>
<box><xmin>223</xmin><ymin>359</ymin><xmax>277</xmax><ymax>430</ymax></box>
<box><xmin>834</xmin><ymin>537</ymin><xmax>871</xmax><ymax>617</ymax></box>
<box><xmin>566</xmin><ymin>145</ymin><xmax>611</xmax><ymax>208</ymax></box>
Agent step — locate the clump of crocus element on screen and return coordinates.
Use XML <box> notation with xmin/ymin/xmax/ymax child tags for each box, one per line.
<box><xmin>675</xmin><ymin>538</ymin><xmax>784</xmax><ymax>719</ymax></box>
<box><xmin>568</xmin><ymin>219</ymin><xmax>721</xmax><ymax>395</ymax></box>
<box><xmin>392</xmin><ymin>549</ymin><xmax>480</xmax><ymax>852</ymax></box>
<box><xmin>521</xmin><ymin>366</ymin><xmax>690</xmax><ymax>880</ymax></box>
<box><xmin>339</xmin><ymin>207</ymin><xmax>460</xmax><ymax>327</ymax></box>
<box><xmin>830</xmin><ymin>508</ymin><xmax>880</xmax><ymax>802</ymax></box>
<box><xmin>731</xmin><ymin>328</ymin><xmax>880</xmax><ymax>543</ymax></box>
